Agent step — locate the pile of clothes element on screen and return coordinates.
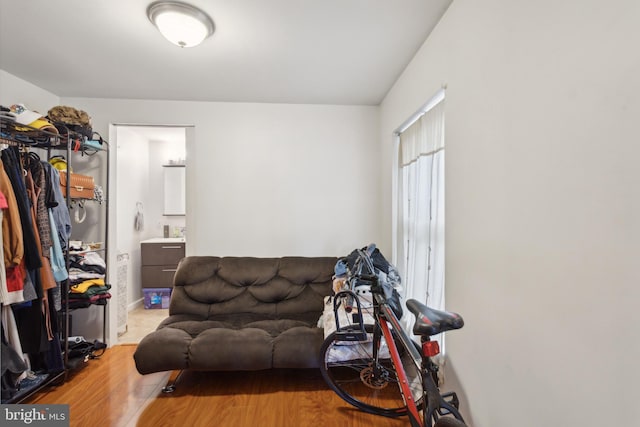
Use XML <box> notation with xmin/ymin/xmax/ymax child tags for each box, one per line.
<box><xmin>68</xmin><ymin>252</ymin><xmax>110</xmax><ymax>309</ymax></box>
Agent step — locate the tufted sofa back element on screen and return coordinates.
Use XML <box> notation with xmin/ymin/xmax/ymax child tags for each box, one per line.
<box><xmin>170</xmin><ymin>256</ymin><xmax>337</xmax><ymax>321</ymax></box>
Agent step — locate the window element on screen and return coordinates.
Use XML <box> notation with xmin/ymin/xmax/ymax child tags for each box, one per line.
<box><xmin>394</xmin><ymin>90</ymin><xmax>445</xmax><ymax>346</ymax></box>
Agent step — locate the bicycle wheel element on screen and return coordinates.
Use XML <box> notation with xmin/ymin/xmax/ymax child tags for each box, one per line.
<box><xmin>319</xmin><ymin>323</ymin><xmax>423</xmax><ymax>418</ymax></box>
<box><xmin>434</xmin><ymin>417</ymin><xmax>468</xmax><ymax>427</ymax></box>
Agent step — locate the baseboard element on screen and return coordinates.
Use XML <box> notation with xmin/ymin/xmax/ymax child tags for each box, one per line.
<box><xmin>129</xmin><ymin>298</ymin><xmax>143</xmax><ymax>311</ymax></box>
<box><xmin>118</xmin><ymin>298</ymin><xmax>142</xmax><ymax>335</ymax></box>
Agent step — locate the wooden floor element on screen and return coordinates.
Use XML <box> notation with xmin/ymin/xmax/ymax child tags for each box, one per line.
<box><xmin>26</xmin><ymin>345</ymin><xmax>409</xmax><ymax>427</ymax></box>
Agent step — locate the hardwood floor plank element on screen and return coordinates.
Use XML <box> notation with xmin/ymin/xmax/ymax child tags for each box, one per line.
<box><xmin>26</xmin><ymin>345</ymin><xmax>408</xmax><ymax>427</ymax></box>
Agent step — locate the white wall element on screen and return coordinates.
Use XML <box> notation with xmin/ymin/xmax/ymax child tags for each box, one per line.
<box><xmin>0</xmin><ymin>69</ymin><xmax>59</xmax><ymax>111</ymax></box>
<box><xmin>61</xmin><ymin>98</ymin><xmax>381</xmax><ymax>258</ymax></box>
<box><xmin>115</xmin><ymin>126</ymin><xmax>151</xmax><ymax>308</ymax></box>
<box><xmin>380</xmin><ymin>1</ymin><xmax>640</xmax><ymax>426</ymax></box>
<box><xmin>58</xmin><ymin>99</ymin><xmax>379</xmax><ymax>345</ymax></box>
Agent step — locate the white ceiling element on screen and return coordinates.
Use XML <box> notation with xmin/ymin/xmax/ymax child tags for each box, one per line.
<box><xmin>0</xmin><ymin>0</ymin><xmax>452</xmax><ymax>106</ymax></box>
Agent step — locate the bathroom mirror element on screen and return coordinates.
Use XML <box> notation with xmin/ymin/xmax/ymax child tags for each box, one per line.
<box><xmin>163</xmin><ymin>165</ymin><xmax>185</xmax><ymax>215</ymax></box>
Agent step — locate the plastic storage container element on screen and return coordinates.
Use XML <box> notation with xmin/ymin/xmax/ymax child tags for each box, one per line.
<box><xmin>143</xmin><ymin>288</ymin><xmax>172</xmax><ymax>309</ymax></box>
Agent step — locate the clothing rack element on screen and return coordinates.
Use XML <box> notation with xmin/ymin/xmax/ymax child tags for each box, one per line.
<box><xmin>0</xmin><ymin>116</ymin><xmax>110</xmax><ymax>403</ymax></box>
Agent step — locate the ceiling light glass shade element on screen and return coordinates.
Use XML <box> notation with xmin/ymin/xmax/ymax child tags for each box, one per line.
<box><xmin>147</xmin><ymin>1</ymin><xmax>214</xmax><ymax>48</ymax></box>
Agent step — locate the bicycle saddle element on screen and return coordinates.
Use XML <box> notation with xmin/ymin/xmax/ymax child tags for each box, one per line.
<box><xmin>406</xmin><ymin>299</ymin><xmax>464</xmax><ymax>337</ymax></box>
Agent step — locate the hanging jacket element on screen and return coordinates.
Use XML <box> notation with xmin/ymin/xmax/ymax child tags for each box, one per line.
<box><xmin>0</xmin><ymin>160</ymin><xmax>23</xmax><ymax>268</ymax></box>
<box><xmin>42</xmin><ymin>162</ymin><xmax>71</xmax><ymax>251</ymax></box>
<box><xmin>1</xmin><ymin>147</ymin><xmax>42</xmax><ymax>272</ymax></box>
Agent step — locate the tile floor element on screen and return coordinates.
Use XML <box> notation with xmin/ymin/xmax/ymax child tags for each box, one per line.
<box><xmin>117</xmin><ymin>306</ymin><xmax>169</xmax><ymax>344</ymax></box>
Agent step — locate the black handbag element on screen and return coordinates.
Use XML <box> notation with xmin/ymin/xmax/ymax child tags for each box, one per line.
<box><xmin>67</xmin><ymin>339</ymin><xmax>106</xmax><ymax>360</ymax></box>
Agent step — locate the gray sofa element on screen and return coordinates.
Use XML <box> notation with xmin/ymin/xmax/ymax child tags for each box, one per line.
<box><xmin>133</xmin><ymin>256</ymin><xmax>337</xmax><ymax>375</ymax></box>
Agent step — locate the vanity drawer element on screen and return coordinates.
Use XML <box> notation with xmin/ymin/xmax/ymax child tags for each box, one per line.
<box><xmin>141</xmin><ymin>242</ymin><xmax>185</xmax><ymax>266</ymax></box>
<box><xmin>141</xmin><ymin>265</ymin><xmax>178</xmax><ymax>288</ymax></box>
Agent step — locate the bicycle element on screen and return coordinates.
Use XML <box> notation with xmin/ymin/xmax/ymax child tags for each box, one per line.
<box><xmin>319</xmin><ymin>249</ymin><xmax>467</xmax><ymax>427</ymax></box>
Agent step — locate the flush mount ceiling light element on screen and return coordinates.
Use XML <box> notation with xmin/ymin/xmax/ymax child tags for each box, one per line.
<box><xmin>147</xmin><ymin>1</ymin><xmax>215</xmax><ymax>48</ymax></box>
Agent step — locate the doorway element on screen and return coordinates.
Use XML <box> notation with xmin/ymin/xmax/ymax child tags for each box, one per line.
<box><xmin>106</xmin><ymin>124</ymin><xmax>190</xmax><ymax>345</ymax></box>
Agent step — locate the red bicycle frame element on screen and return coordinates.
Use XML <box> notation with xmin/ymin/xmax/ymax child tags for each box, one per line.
<box><xmin>377</xmin><ymin>316</ymin><xmax>423</xmax><ymax>426</ymax></box>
